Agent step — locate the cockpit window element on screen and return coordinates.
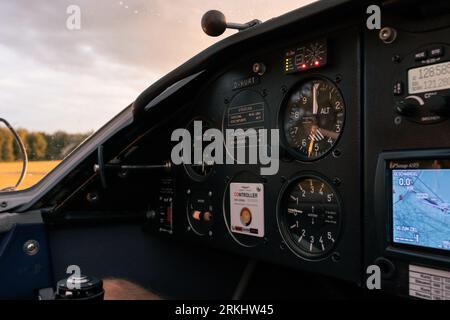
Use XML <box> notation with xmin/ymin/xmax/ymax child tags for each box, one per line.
<box><xmin>0</xmin><ymin>0</ymin><xmax>315</xmax><ymax>191</ymax></box>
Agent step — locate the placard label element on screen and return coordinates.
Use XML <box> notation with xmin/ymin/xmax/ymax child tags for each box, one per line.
<box><xmin>230</xmin><ymin>183</ymin><xmax>264</xmax><ymax>237</ymax></box>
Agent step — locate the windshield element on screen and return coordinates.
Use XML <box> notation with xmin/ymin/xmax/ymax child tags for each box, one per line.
<box><xmin>0</xmin><ymin>0</ymin><xmax>316</xmax><ymax>191</ymax></box>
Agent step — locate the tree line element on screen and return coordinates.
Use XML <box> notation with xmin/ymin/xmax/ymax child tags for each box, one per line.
<box><xmin>0</xmin><ymin>128</ymin><xmax>92</xmax><ymax>162</ymax></box>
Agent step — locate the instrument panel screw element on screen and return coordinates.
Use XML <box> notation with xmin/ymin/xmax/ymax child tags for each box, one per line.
<box><xmin>332</xmin><ymin>149</ymin><xmax>342</xmax><ymax>158</ymax></box>
<box><xmin>146</xmin><ymin>210</ymin><xmax>156</xmax><ymax>220</ymax></box>
<box><xmin>23</xmin><ymin>240</ymin><xmax>39</xmax><ymax>256</ymax></box>
<box><xmin>208</xmin><ymin>191</ymin><xmax>213</xmax><ymax>197</ymax></box>
<box><xmin>392</xmin><ymin>55</ymin><xmax>401</xmax><ymax>63</ymax></box>
<box><xmin>224</xmin><ymin>97</ymin><xmax>230</xmax><ymax>104</ymax></box>
<box><xmin>86</xmin><ymin>192</ymin><xmax>99</xmax><ymax>203</ymax></box>
<box><xmin>0</xmin><ymin>201</ymin><xmax>7</xmax><ymax>208</ymax></box>
<box><xmin>280</xmin><ymin>176</ymin><xmax>287</xmax><ymax>184</ymax></box>
<box><xmin>280</xmin><ymin>242</ymin><xmax>286</xmax><ymax>250</ymax></box>
<box><xmin>187</xmin><ymin>226</ymin><xmax>191</xmax><ymax>232</ymax></box>
<box><xmin>262</xmin><ymin>89</ymin><xmax>268</xmax><ymax>97</ymax></box>
<box><xmin>118</xmin><ymin>169</ymin><xmax>128</xmax><ymax>178</ymax></box>
<box><xmin>187</xmin><ymin>189</ymin><xmax>191</xmax><ymax>195</ymax></box>
<box><xmin>332</xmin><ymin>252</ymin><xmax>341</xmax><ymax>262</ymax></box>
<box><xmin>280</xmin><ymin>85</ymin><xmax>287</xmax><ymax>94</ymax></box>
<box><xmin>332</xmin><ymin>177</ymin><xmax>342</xmax><ymax>186</ymax></box>
<box><xmin>394</xmin><ymin>116</ymin><xmax>402</xmax><ymax>125</ymax></box>
<box><xmin>208</xmin><ymin>231</ymin><xmax>213</xmax><ymax>237</ymax></box>
<box><xmin>335</xmin><ymin>75</ymin><xmax>342</xmax><ymax>83</ymax></box>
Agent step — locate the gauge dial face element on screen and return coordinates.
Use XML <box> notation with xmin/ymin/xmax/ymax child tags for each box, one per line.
<box><xmin>184</xmin><ymin>119</ymin><xmax>214</xmax><ymax>181</ymax></box>
<box><xmin>282</xmin><ymin>78</ymin><xmax>345</xmax><ymax>161</ymax></box>
<box><xmin>278</xmin><ymin>176</ymin><xmax>341</xmax><ymax>259</ymax></box>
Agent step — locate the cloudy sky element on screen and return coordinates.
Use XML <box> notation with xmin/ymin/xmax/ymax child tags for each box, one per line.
<box><xmin>0</xmin><ymin>0</ymin><xmax>315</xmax><ymax>133</ymax></box>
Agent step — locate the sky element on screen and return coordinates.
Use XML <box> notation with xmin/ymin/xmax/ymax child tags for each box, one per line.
<box><xmin>0</xmin><ymin>0</ymin><xmax>315</xmax><ymax>134</ymax></box>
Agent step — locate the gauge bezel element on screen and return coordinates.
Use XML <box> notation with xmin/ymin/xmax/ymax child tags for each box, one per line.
<box><xmin>278</xmin><ymin>75</ymin><xmax>346</xmax><ymax>162</ymax></box>
<box><xmin>183</xmin><ymin>117</ymin><xmax>215</xmax><ymax>182</ymax></box>
<box><xmin>276</xmin><ymin>172</ymin><xmax>343</xmax><ymax>261</ymax></box>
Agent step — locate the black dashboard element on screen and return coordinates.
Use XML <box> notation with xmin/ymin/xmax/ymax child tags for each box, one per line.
<box><xmin>36</xmin><ymin>0</ymin><xmax>450</xmax><ymax>300</ymax></box>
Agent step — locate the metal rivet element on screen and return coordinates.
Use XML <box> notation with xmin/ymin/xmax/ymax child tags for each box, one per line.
<box><xmin>394</xmin><ymin>116</ymin><xmax>402</xmax><ymax>125</ymax></box>
<box><xmin>23</xmin><ymin>240</ymin><xmax>39</xmax><ymax>256</ymax></box>
<box><xmin>335</xmin><ymin>74</ymin><xmax>343</xmax><ymax>83</ymax></box>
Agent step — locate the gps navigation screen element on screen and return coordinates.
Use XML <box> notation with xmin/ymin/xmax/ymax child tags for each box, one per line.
<box><xmin>392</xmin><ymin>167</ymin><xmax>450</xmax><ymax>251</ymax></box>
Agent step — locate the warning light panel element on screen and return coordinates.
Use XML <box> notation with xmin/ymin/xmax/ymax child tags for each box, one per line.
<box><xmin>284</xmin><ymin>39</ymin><xmax>327</xmax><ymax>74</ymax></box>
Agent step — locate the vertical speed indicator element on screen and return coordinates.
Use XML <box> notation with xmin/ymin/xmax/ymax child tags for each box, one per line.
<box><xmin>277</xmin><ymin>175</ymin><xmax>342</xmax><ymax>259</ymax></box>
<box><xmin>281</xmin><ymin>78</ymin><xmax>345</xmax><ymax>161</ymax></box>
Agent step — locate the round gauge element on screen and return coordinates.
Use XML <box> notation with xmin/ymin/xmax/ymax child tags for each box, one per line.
<box><xmin>281</xmin><ymin>78</ymin><xmax>345</xmax><ymax>161</ymax></box>
<box><xmin>183</xmin><ymin>118</ymin><xmax>214</xmax><ymax>181</ymax></box>
<box><xmin>277</xmin><ymin>175</ymin><xmax>342</xmax><ymax>259</ymax></box>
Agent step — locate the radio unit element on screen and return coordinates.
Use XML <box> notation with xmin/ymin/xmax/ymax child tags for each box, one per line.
<box><xmin>393</xmin><ymin>43</ymin><xmax>450</xmax><ymax>124</ymax></box>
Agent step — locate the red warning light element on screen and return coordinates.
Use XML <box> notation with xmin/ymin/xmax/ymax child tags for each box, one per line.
<box><xmin>301</xmin><ymin>64</ymin><xmax>307</xmax><ymax>69</ymax></box>
<box><xmin>314</xmin><ymin>60</ymin><xmax>320</xmax><ymax>66</ymax></box>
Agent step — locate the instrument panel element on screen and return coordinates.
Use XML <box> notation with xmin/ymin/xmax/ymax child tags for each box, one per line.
<box><xmin>147</xmin><ymin>26</ymin><xmax>362</xmax><ymax>284</ymax></box>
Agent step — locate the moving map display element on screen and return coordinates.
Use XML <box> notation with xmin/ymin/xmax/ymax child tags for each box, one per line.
<box><xmin>392</xmin><ymin>167</ymin><xmax>450</xmax><ymax>251</ymax></box>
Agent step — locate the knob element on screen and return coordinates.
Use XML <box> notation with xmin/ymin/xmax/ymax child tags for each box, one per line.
<box><xmin>201</xmin><ymin>10</ymin><xmax>227</xmax><ymax>37</ymax></box>
<box><xmin>427</xmin><ymin>95</ymin><xmax>450</xmax><ymax>117</ymax></box>
<box><xmin>395</xmin><ymin>98</ymin><xmax>420</xmax><ymax>116</ymax></box>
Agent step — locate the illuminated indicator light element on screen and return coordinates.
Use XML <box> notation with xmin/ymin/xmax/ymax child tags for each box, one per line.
<box><xmin>314</xmin><ymin>60</ymin><xmax>320</xmax><ymax>66</ymax></box>
<box><xmin>301</xmin><ymin>64</ymin><xmax>307</xmax><ymax>69</ymax></box>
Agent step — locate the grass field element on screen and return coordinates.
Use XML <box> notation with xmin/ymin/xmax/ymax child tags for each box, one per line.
<box><xmin>0</xmin><ymin>161</ymin><xmax>61</xmax><ymax>191</ymax></box>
